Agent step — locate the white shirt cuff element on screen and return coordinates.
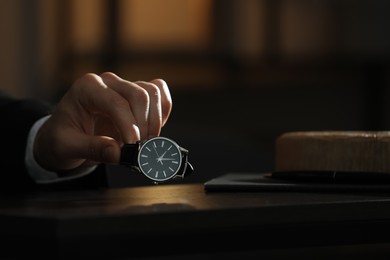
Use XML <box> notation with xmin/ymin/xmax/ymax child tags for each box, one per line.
<box><xmin>25</xmin><ymin>115</ymin><xmax>96</xmax><ymax>184</ymax></box>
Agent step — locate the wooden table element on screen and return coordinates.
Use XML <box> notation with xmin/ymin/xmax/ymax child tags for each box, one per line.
<box><xmin>1</xmin><ymin>183</ymin><xmax>390</xmax><ymax>259</ymax></box>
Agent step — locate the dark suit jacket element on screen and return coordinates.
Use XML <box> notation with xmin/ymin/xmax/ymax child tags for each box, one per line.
<box><xmin>0</xmin><ymin>93</ymin><xmax>109</xmax><ymax>193</ymax></box>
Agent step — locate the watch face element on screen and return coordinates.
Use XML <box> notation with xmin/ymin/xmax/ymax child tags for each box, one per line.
<box><xmin>137</xmin><ymin>137</ymin><xmax>183</xmax><ymax>182</ymax></box>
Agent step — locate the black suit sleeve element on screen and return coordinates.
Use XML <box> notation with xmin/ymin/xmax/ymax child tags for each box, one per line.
<box><xmin>0</xmin><ymin>93</ymin><xmax>109</xmax><ymax>193</ymax></box>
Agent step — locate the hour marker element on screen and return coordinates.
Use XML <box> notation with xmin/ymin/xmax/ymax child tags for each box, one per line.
<box><xmin>169</xmin><ymin>167</ymin><xmax>174</xmax><ymax>172</ymax></box>
<box><xmin>153</xmin><ymin>142</ymin><xmax>157</xmax><ymax>148</ymax></box>
<box><xmin>155</xmin><ymin>171</ymin><xmax>158</xmax><ymax>178</ymax></box>
<box><xmin>161</xmin><ymin>141</ymin><xmax>165</xmax><ymax>147</ymax></box>
<box><xmin>163</xmin><ymin>170</ymin><xmax>167</xmax><ymax>177</ymax></box>
<box><xmin>172</xmin><ymin>161</ymin><xmax>178</xmax><ymax>164</ymax></box>
<box><xmin>171</xmin><ymin>153</ymin><xmax>178</xmax><ymax>156</ymax></box>
<box><xmin>141</xmin><ymin>154</ymin><xmax>148</xmax><ymax>158</ymax></box>
<box><xmin>147</xmin><ymin>168</ymin><xmax>152</xmax><ymax>173</ymax></box>
<box><xmin>142</xmin><ymin>162</ymin><xmax>149</xmax><ymax>166</ymax></box>
<box><xmin>146</xmin><ymin>147</ymin><xmax>151</xmax><ymax>152</ymax></box>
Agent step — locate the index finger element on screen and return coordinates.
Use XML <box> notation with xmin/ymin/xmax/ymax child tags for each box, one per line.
<box><xmin>150</xmin><ymin>79</ymin><xmax>172</xmax><ymax>127</ymax></box>
<box><xmin>71</xmin><ymin>73</ymin><xmax>140</xmax><ymax>143</ymax></box>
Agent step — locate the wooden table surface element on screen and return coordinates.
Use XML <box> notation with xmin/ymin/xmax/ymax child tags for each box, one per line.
<box><xmin>1</xmin><ymin>183</ymin><xmax>390</xmax><ymax>259</ymax></box>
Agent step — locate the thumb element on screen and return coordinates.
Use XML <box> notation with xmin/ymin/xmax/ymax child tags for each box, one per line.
<box><xmin>73</xmin><ymin>135</ymin><xmax>122</xmax><ymax>164</ymax></box>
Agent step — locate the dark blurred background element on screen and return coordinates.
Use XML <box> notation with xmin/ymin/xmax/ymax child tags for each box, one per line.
<box><xmin>1</xmin><ymin>0</ymin><xmax>390</xmax><ymax>187</ymax></box>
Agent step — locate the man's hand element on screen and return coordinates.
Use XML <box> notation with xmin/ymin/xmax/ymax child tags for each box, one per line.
<box><xmin>33</xmin><ymin>72</ymin><xmax>172</xmax><ymax>172</ymax></box>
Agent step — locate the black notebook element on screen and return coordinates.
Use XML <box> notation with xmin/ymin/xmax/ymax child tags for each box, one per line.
<box><xmin>204</xmin><ymin>172</ymin><xmax>390</xmax><ymax>192</ymax></box>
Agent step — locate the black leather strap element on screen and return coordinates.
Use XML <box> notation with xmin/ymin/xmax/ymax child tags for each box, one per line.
<box><xmin>120</xmin><ymin>143</ymin><xmax>139</xmax><ymax>166</ymax></box>
<box><xmin>176</xmin><ymin>147</ymin><xmax>194</xmax><ymax>179</ymax></box>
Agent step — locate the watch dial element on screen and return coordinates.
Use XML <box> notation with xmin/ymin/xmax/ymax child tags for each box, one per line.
<box><xmin>138</xmin><ymin>137</ymin><xmax>182</xmax><ymax>182</ymax></box>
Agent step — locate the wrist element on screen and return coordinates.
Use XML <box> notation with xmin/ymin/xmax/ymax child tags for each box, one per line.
<box><xmin>25</xmin><ymin>115</ymin><xmax>60</xmax><ymax>182</ymax></box>
<box><xmin>26</xmin><ymin>115</ymin><xmax>97</xmax><ymax>184</ymax></box>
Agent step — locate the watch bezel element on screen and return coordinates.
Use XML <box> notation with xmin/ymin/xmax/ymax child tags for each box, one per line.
<box><xmin>137</xmin><ymin>136</ymin><xmax>183</xmax><ymax>182</ymax></box>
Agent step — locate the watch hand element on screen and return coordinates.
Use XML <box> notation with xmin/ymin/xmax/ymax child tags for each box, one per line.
<box><xmin>156</xmin><ymin>156</ymin><xmax>164</xmax><ymax>165</ymax></box>
<box><xmin>159</xmin><ymin>150</ymin><xmax>168</xmax><ymax>159</ymax></box>
<box><xmin>156</xmin><ymin>150</ymin><xmax>168</xmax><ymax>165</ymax></box>
<box><xmin>153</xmin><ymin>146</ymin><xmax>160</xmax><ymax>157</ymax></box>
<box><xmin>153</xmin><ymin>145</ymin><xmax>164</xmax><ymax>165</ymax></box>
<box><xmin>159</xmin><ymin>158</ymin><xmax>176</xmax><ymax>161</ymax></box>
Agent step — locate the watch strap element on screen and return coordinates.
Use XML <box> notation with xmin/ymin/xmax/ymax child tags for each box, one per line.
<box><xmin>175</xmin><ymin>147</ymin><xmax>194</xmax><ymax>179</ymax></box>
<box><xmin>120</xmin><ymin>143</ymin><xmax>139</xmax><ymax>167</ymax></box>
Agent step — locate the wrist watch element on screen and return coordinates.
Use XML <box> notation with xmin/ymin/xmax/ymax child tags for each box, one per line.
<box><xmin>120</xmin><ymin>136</ymin><xmax>194</xmax><ymax>184</ymax></box>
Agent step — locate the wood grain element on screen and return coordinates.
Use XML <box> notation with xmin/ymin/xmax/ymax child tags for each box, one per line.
<box><xmin>275</xmin><ymin>131</ymin><xmax>390</xmax><ymax>173</ymax></box>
